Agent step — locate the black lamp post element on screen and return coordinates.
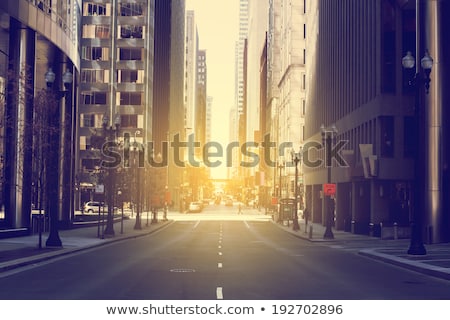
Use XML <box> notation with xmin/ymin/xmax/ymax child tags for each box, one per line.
<box><xmin>402</xmin><ymin>49</ymin><xmax>432</xmax><ymax>255</ymax></box>
<box><xmin>277</xmin><ymin>160</ymin><xmax>285</xmax><ymax>198</ymax></box>
<box><xmin>44</xmin><ymin>67</ymin><xmax>73</xmax><ymax>247</ymax></box>
<box><xmin>102</xmin><ymin>113</ymin><xmax>121</xmax><ymax>236</ymax></box>
<box><xmin>276</xmin><ymin>160</ymin><xmax>285</xmax><ymax>223</ymax></box>
<box><xmin>321</xmin><ymin>124</ymin><xmax>337</xmax><ymax>240</ymax></box>
<box><xmin>133</xmin><ymin>130</ymin><xmax>142</xmax><ymax>230</ymax></box>
<box><xmin>290</xmin><ymin>148</ymin><xmax>301</xmax><ymax>231</ymax></box>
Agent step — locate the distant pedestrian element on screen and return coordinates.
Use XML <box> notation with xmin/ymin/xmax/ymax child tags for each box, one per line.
<box><xmin>303</xmin><ymin>207</ymin><xmax>310</xmax><ymax>226</ymax></box>
<box><xmin>238</xmin><ymin>203</ymin><xmax>242</xmax><ymax>214</ymax></box>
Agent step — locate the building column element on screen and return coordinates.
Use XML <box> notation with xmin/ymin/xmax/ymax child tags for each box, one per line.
<box><xmin>311</xmin><ymin>184</ymin><xmax>322</xmax><ymax>223</ymax></box>
<box><xmin>421</xmin><ymin>0</ymin><xmax>450</xmax><ymax>244</ymax></box>
<box><xmin>351</xmin><ymin>181</ymin><xmax>370</xmax><ymax>234</ymax></box>
<box><xmin>335</xmin><ymin>182</ymin><xmax>351</xmax><ymax>231</ymax></box>
<box><xmin>4</xmin><ymin>19</ymin><xmax>35</xmax><ymax>229</ymax></box>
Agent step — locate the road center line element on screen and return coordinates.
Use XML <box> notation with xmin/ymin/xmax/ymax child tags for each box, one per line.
<box><xmin>193</xmin><ymin>221</ymin><xmax>200</xmax><ymax>229</ymax></box>
<box><xmin>218</xmin><ymin>262</ymin><xmax>222</xmax><ymax>268</ymax></box>
<box><xmin>244</xmin><ymin>221</ymin><xmax>250</xmax><ymax>229</ymax></box>
<box><xmin>216</xmin><ymin>287</ymin><xmax>223</xmax><ymax>299</ymax></box>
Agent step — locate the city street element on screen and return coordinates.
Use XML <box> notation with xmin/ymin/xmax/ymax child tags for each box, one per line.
<box><xmin>0</xmin><ymin>204</ymin><xmax>449</xmax><ymax>300</ymax></box>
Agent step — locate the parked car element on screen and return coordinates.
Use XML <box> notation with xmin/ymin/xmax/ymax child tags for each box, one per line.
<box><xmin>188</xmin><ymin>202</ymin><xmax>202</xmax><ymax>213</ymax></box>
<box><xmin>225</xmin><ymin>198</ymin><xmax>233</xmax><ymax>206</ymax></box>
<box><xmin>83</xmin><ymin>201</ymin><xmax>104</xmax><ymax>213</ymax></box>
<box><xmin>83</xmin><ymin>201</ymin><xmax>117</xmax><ymax>214</ymax></box>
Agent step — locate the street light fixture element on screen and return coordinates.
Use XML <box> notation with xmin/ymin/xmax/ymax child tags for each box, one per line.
<box><xmin>321</xmin><ymin>124</ymin><xmax>337</xmax><ymax>240</ymax></box>
<box><xmin>402</xmin><ymin>50</ymin><xmax>433</xmax><ymax>94</ymax></box>
<box><xmin>290</xmin><ymin>148</ymin><xmax>302</xmax><ymax>231</ymax></box>
<box><xmin>45</xmin><ymin>68</ymin><xmax>73</xmax><ymax>92</ymax></box>
<box><xmin>402</xmin><ymin>50</ymin><xmax>433</xmax><ymax>255</ymax></box>
<box><xmin>102</xmin><ymin>113</ymin><xmax>121</xmax><ymax>236</ymax></box>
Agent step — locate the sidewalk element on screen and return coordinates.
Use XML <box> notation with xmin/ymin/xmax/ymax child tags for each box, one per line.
<box><xmin>273</xmin><ymin>217</ymin><xmax>450</xmax><ymax>281</ymax></box>
<box><xmin>0</xmin><ymin>214</ymin><xmax>172</xmax><ymax>273</ymax></box>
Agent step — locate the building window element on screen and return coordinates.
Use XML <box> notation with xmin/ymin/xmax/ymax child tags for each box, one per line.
<box><xmin>118</xmin><ymin>3</ymin><xmax>143</xmax><ymax>16</ymax></box>
<box><xmin>403</xmin><ymin>116</ymin><xmax>414</xmax><ymax>157</ymax></box>
<box><xmin>120</xmin><ymin>92</ymin><xmax>141</xmax><ymax>105</ymax></box>
<box><xmin>402</xmin><ymin>8</ymin><xmax>416</xmax><ymax>94</ymax></box>
<box><xmin>381</xmin><ymin>0</ymin><xmax>396</xmax><ymax>93</ymax></box>
<box><xmin>82</xmin><ymin>47</ymin><xmax>109</xmax><ymax>61</ymax></box>
<box><xmin>81</xmin><ymin>69</ymin><xmax>108</xmax><ymax>83</ymax></box>
<box><xmin>119</xmin><ymin>48</ymin><xmax>142</xmax><ymax>61</ymax></box>
<box><xmin>119</xmin><ymin>70</ymin><xmax>140</xmax><ymax>83</ymax></box>
<box><xmin>120</xmin><ymin>115</ymin><xmax>138</xmax><ymax>128</ymax></box>
<box><xmin>82</xmin><ymin>92</ymin><xmax>107</xmax><ymax>105</ymax></box>
<box><xmin>81</xmin><ymin>114</ymin><xmax>95</xmax><ymax>127</ymax></box>
<box><xmin>81</xmin><ymin>158</ymin><xmax>102</xmax><ymax>171</ymax></box>
<box><xmin>379</xmin><ymin>116</ymin><xmax>394</xmax><ymax>157</ymax></box>
<box><xmin>82</xmin><ymin>25</ymin><xmax>110</xmax><ymax>39</ymax></box>
<box><xmin>83</xmin><ymin>3</ymin><xmax>107</xmax><ymax>16</ymax></box>
<box><xmin>120</xmin><ymin>26</ymin><xmax>143</xmax><ymax>39</ymax></box>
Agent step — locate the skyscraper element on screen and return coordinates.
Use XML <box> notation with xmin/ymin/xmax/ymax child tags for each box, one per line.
<box><xmin>304</xmin><ymin>0</ymin><xmax>450</xmax><ymax>244</ymax></box>
<box><xmin>153</xmin><ymin>0</ymin><xmax>185</xmax><ymax>210</ymax></box>
<box><xmin>77</xmin><ymin>0</ymin><xmax>155</xmax><ymax>210</ymax></box>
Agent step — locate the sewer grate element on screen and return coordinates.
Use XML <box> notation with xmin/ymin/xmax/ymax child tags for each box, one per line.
<box><xmin>170</xmin><ymin>268</ymin><xmax>196</xmax><ymax>273</ymax></box>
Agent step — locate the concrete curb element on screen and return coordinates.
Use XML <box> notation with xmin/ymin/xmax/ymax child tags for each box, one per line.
<box><xmin>359</xmin><ymin>248</ymin><xmax>450</xmax><ymax>281</ymax></box>
<box><xmin>270</xmin><ymin>220</ymin><xmax>339</xmax><ymax>242</ymax></box>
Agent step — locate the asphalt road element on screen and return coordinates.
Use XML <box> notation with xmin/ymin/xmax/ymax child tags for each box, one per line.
<box><xmin>0</xmin><ymin>205</ymin><xmax>449</xmax><ymax>299</ymax></box>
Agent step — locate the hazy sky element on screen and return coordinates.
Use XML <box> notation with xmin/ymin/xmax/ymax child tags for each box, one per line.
<box><xmin>185</xmin><ymin>0</ymin><xmax>239</xmax><ymax>178</ymax></box>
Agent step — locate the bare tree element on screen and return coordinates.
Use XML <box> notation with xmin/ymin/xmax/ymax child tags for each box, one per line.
<box><xmin>32</xmin><ymin>88</ymin><xmax>62</xmax><ymax>247</ymax></box>
<box><xmin>1</xmin><ymin>64</ymin><xmax>69</xmax><ymax>247</ymax></box>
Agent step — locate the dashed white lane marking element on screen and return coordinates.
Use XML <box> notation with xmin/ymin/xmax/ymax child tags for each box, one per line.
<box><xmin>244</xmin><ymin>221</ymin><xmax>250</xmax><ymax>229</ymax></box>
<box><xmin>217</xmin><ymin>225</ymin><xmax>224</xmax><ymax>300</ymax></box>
<box><xmin>193</xmin><ymin>221</ymin><xmax>200</xmax><ymax>229</ymax></box>
<box><xmin>218</xmin><ymin>245</ymin><xmax>222</xmax><ymax>249</ymax></box>
<box><xmin>216</xmin><ymin>287</ymin><xmax>223</xmax><ymax>299</ymax></box>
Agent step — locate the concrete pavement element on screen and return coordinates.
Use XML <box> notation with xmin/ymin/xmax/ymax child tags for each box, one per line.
<box><xmin>0</xmin><ymin>209</ymin><xmax>449</xmax><ymax>282</ymax></box>
<box><xmin>274</xmin><ymin>216</ymin><xmax>450</xmax><ymax>281</ymax></box>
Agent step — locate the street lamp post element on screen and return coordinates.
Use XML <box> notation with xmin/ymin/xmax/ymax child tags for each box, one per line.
<box><xmin>118</xmin><ymin>189</ymin><xmax>124</xmax><ymax>234</ymax></box>
<box><xmin>291</xmin><ymin>148</ymin><xmax>301</xmax><ymax>231</ymax></box>
<box><xmin>321</xmin><ymin>124</ymin><xmax>337</xmax><ymax>240</ymax></box>
<box><xmin>277</xmin><ymin>160</ymin><xmax>285</xmax><ymax>223</ymax></box>
<box><xmin>102</xmin><ymin>114</ymin><xmax>121</xmax><ymax>236</ymax></box>
<box><xmin>133</xmin><ymin>130</ymin><xmax>142</xmax><ymax>230</ymax></box>
<box><xmin>277</xmin><ymin>160</ymin><xmax>285</xmax><ymax>199</ymax></box>
<box><xmin>402</xmin><ymin>49</ymin><xmax>432</xmax><ymax>255</ymax></box>
<box><xmin>44</xmin><ymin>67</ymin><xmax>73</xmax><ymax>247</ymax></box>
